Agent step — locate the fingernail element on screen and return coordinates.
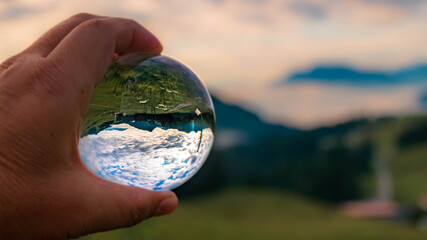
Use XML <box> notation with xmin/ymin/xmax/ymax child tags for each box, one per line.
<box><xmin>155</xmin><ymin>196</ymin><xmax>178</xmax><ymax>216</ymax></box>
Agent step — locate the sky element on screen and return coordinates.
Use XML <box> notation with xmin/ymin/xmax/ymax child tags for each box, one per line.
<box><xmin>79</xmin><ymin>123</ymin><xmax>213</xmax><ymax>190</ymax></box>
<box><xmin>1</xmin><ymin>0</ymin><xmax>427</xmax><ymax>128</ymax></box>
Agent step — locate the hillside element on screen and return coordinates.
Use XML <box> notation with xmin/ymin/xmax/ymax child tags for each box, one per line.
<box><xmin>176</xmin><ymin>96</ymin><xmax>427</xmax><ymax>206</ymax></box>
<box><xmin>351</xmin><ymin>115</ymin><xmax>427</xmax><ymax>205</ymax></box>
<box><xmin>212</xmin><ymin>96</ymin><xmax>296</xmax><ymax>139</ymax></box>
<box><xmin>80</xmin><ymin>189</ymin><xmax>427</xmax><ymax>240</ymax></box>
<box><xmin>78</xmin><ymin>102</ymin><xmax>427</xmax><ymax>239</ymax></box>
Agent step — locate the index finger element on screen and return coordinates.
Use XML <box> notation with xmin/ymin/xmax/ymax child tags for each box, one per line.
<box><xmin>47</xmin><ymin>17</ymin><xmax>162</xmax><ymax>86</ymax></box>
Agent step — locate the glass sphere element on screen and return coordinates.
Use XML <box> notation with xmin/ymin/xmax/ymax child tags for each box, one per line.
<box><xmin>78</xmin><ymin>53</ymin><xmax>215</xmax><ymax>191</ymax></box>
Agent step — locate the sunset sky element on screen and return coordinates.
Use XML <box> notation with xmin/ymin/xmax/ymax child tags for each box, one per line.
<box><xmin>1</xmin><ymin>0</ymin><xmax>427</xmax><ymax>128</ymax></box>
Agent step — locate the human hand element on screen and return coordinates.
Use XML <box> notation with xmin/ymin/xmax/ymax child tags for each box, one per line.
<box><xmin>0</xmin><ymin>13</ymin><xmax>178</xmax><ymax>239</ymax></box>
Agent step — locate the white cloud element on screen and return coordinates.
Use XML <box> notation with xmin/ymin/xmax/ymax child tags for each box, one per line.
<box><xmin>79</xmin><ymin>123</ymin><xmax>214</xmax><ymax>190</ymax></box>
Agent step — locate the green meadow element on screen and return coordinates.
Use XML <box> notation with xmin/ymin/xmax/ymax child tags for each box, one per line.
<box><xmin>80</xmin><ymin>189</ymin><xmax>426</xmax><ymax>240</ymax></box>
<box><xmin>80</xmin><ymin>83</ymin><xmax>427</xmax><ymax>240</ymax></box>
<box><xmin>357</xmin><ymin>116</ymin><xmax>427</xmax><ymax>205</ymax></box>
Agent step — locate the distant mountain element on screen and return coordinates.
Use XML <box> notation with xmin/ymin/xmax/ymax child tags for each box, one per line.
<box><xmin>419</xmin><ymin>92</ymin><xmax>427</xmax><ymax>108</ymax></box>
<box><xmin>284</xmin><ymin>64</ymin><xmax>427</xmax><ymax>86</ymax></box>
<box><xmin>178</xmin><ymin>96</ymin><xmax>373</xmax><ymax>202</ymax></box>
<box><xmin>393</xmin><ymin>64</ymin><xmax>427</xmax><ymax>82</ymax></box>
<box><xmin>211</xmin><ymin>96</ymin><xmax>296</xmax><ymax>142</ymax></box>
<box><xmin>179</xmin><ymin>95</ymin><xmax>427</xmax><ymax>206</ymax></box>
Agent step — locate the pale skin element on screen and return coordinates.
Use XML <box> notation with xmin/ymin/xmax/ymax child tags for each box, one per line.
<box><xmin>0</xmin><ymin>13</ymin><xmax>178</xmax><ymax>239</ymax></box>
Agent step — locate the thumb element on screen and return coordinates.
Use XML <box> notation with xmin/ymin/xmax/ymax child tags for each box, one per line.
<box><xmin>66</xmin><ymin>170</ymin><xmax>178</xmax><ymax>237</ymax></box>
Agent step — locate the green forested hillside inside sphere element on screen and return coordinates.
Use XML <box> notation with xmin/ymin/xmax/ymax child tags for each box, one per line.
<box><xmin>104</xmin><ymin>54</ymin><xmax>212</xmax><ymax>114</ymax></box>
<box><xmin>81</xmin><ymin>54</ymin><xmax>215</xmax><ymax>136</ymax></box>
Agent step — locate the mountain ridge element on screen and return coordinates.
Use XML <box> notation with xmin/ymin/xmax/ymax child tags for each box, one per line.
<box><xmin>211</xmin><ymin>96</ymin><xmax>297</xmax><ymax>140</ymax></box>
<box><xmin>283</xmin><ymin>63</ymin><xmax>427</xmax><ymax>86</ymax></box>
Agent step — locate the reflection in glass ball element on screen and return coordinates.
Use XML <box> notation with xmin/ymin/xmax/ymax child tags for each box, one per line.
<box><xmin>78</xmin><ymin>54</ymin><xmax>215</xmax><ymax>191</ymax></box>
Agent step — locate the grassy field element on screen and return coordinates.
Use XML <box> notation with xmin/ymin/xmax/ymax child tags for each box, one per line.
<box><xmin>80</xmin><ymin>189</ymin><xmax>426</xmax><ymax>240</ymax></box>
<box><xmin>391</xmin><ymin>144</ymin><xmax>427</xmax><ymax>205</ymax></box>
<box><xmin>356</xmin><ymin>116</ymin><xmax>427</xmax><ymax>205</ymax></box>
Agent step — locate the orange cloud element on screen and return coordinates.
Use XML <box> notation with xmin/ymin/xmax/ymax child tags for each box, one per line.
<box><xmin>1</xmin><ymin>0</ymin><xmax>426</xmax><ymax>127</ymax></box>
<box><xmin>220</xmin><ymin>83</ymin><xmax>420</xmax><ymax>128</ymax></box>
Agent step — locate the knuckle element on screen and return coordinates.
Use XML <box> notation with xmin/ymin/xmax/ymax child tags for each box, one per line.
<box><xmin>119</xmin><ymin>18</ymin><xmax>142</xmax><ymax>31</ymax></box>
<box><xmin>30</xmin><ymin>58</ymin><xmax>66</xmax><ymax>97</ymax></box>
<box><xmin>0</xmin><ymin>54</ymin><xmax>23</xmax><ymax>72</ymax></box>
<box><xmin>122</xmin><ymin>18</ymin><xmax>138</xmax><ymax>27</ymax></box>
<box><xmin>124</xmin><ymin>210</ymin><xmax>146</xmax><ymax>227</ymax></box>
<box><xmin>122</xmin><ymin>194</ymin><xmax>153</xmax><ymax>227</ymax></box>
<box><xmin>1</xmin><ymin>53</ymin><xmax>36</xmax><ymax>80</ymax></box>
<box><xmin>81</xmin><ymin>18</ymin><xmax>110</xmax><ymax>34</ymax></box>
<box><xmin>71</xmin><ymin>12</ymin><xmax>96</xmax><ymax>21</ymax></box>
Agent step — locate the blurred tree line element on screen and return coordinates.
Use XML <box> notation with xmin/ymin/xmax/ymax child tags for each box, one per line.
<box><xmin>175</xmin><ymin>97</ymin><xmax>374</xmax><ymax>203</ymax></box>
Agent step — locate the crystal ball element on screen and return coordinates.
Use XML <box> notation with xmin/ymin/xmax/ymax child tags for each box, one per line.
<box><xmin>78</xmin><ymin>53</ymin><xmax>215</xmax><ymax>190</ymax></box>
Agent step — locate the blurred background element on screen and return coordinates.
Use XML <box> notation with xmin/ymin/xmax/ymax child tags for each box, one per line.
<box><xmin>1</xmin><ymin>0</ymin><xmax>427</xmax><ymax>239</ymax></box>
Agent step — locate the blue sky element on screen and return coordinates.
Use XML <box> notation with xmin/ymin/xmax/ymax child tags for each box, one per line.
<box><xmin>1</xmin><ymin>0</ymin><xmax>426</xmax><ymax>128</ymax></box>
